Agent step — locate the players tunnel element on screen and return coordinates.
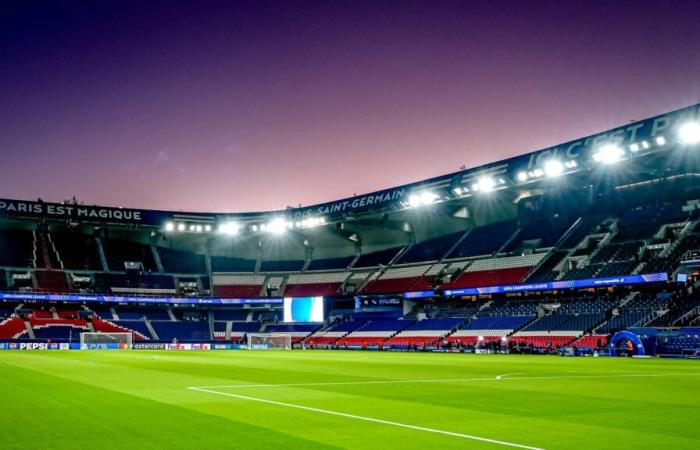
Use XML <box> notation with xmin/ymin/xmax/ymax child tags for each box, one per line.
<box><xmin>608</xmin><ymin>331</ymin><xmax>647</xmax><ymax>357</ymax></box>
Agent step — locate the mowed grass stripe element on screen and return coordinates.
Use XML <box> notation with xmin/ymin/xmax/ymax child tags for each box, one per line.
<box><xmin>1</xmin><ymin>351</ymin><xmax>699</xmax><ymax>450</ymax></box>
<box><xmin>198</xmin><ymin>371</ymin><xmax>700</xmax><ymax>448</ymax></box>
<box><xmin>0</xmin><ymin>363</ymin><xmax>344</xmax><ymax>450</ymax></box>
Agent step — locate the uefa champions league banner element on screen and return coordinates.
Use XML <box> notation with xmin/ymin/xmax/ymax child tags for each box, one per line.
<box><xmin>442</xmin><ymin>273</ymin><xmax>669</xmax><ymax>297</ymax></box>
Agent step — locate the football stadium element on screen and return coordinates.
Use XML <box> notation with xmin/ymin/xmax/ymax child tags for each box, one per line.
<box><xmin>2</xmin><ymin>103</ymin><xmax>700</xmax><ymax>449</ymax></box>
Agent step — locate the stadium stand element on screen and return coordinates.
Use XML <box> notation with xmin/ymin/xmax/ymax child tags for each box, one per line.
<box><xmin>50</xmin><ymin>231</ymin><xmax>102</xmax><ymax>270</ymax></box>
<box><xmin>336</xmin><ymin>319</ymin><xmax>413</xmax><ymax>347</ymax></box>
<box><xmin>397</xmin><ymin>232</ymin><xmax>465</xmax><ymax>264</ymax></box>
<box><xmin>446</xmin><ymin>220</ymin><xmax>517</xmax><ymax>258</ymax></box>
<box><xmin>307</xmin><ymin>256</ymin><xmax>355</xmax><ymax>271</ymax></box>
<box><xmin>230</xmin><ymin>322</ymin><xmax>262</xmax><ymax>342</ymax></box>
<box><xmin>34</xmin><ymin>270</ymin><xmax>70</xmax><ymax>293</ymax></box>
<box><xmin>212</xmin><ymin>274</ymin><xmax>265</xmax><ymax>298</ymax></box>
<box><xmin>0</xmin><ymin>229</ymin><xmax>34</xmax><ymax>268</ymax></box>
<box><xmin>305</xmin><ymin>320</ymin><xmax>367</xmax><ymax>346</ymax></box>
<box><xmin>284</xmin><ymin>272</ymin><xmax>349</xmax><ymax>297</ymax></box>
<box><xmin>447</xmin><ymin>316</ymin><xmax>533</xmax><ymax>346</ymax></box>
<box><xmin>385</xmin><ymin>318</ymin><xmax>464</xmax><ymax>347</ymax></box>
<box><xmin>504</xmin><ymin>216</ymin><xmax>575</xmax><ymax>252</ymax></box>
<box><xmin>264</xmin><ymin>323</ymin><xmax>321</xmax><ymax>343</ymax></box>
<box><xmin>212</xmin><ymin>309</ymin><xmax>250</xmax><ymax>321</ymax></box>
<box><xmin>94</xmin><ymin>273</ymin><xmax>176</xmax><ymax>295</ymax></box>
<box><xmin>211</xmin><ymin>256</ymin><xmax>256</xmax><ymax>272</ymax></box>
<box><xmin>102</xmin><ymin>238</ymin><xmax>156</xmax><ymax>272</ymax></box>
<box><xmin>362</xmin><ymin>264</ymin><xmax>434</xmax><ymax>294</ymax></box>
<box><xmin>159</xmin><ymin>247</ymin><xmax>206</xmax><ymax>273</ymax></box>
<box><xmin>260</xmin><ymin>259</ymin><xmax>305</xmax><ymax>272</ymax></box>
<box><xmin>91</xmin><ymin>318</ymin><xmax>150</xmax><ymax>340</ymax></box>
<box><xmin>0</xmin><ymin>318</ymin><xmax>27</xmax><ymax>339</ymax></box>
<box><xmin>353</xmin><ymin>247</ymin><xmax>403</xmax><ymax>268</ymax></box>
<box><xmin>150</xmin><ymin>321</ymin><xmax>210</xmax><ymax>342</ymax></box>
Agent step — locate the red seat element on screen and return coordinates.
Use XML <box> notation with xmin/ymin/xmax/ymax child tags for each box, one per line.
<box><xmin>508</xmin><ymin>336</ymin><xmax>573</xmax><ymax>348</ymax></box>
<box><xmin>306</xmin><ymin>336</ymin><xmax>341</xmax><ymax>345</ymax></box>
<box><xmin>571</xmin><ymin>335</ymin><xmax>607</xmax><ymax>347</ymax></box>
<box><xmin>0</xmin><ymin>318</ymin><xmax>27</xmax><ymax>339</ymax></box>
<box><xmin>441</xmin><ymin>267</ymin><xmax>531</xmax><ymax>289</ymax></box>
<box><xmin>384</xmin><ymin>336</ymin><xmax>438</xmax><ymax>346</ymax></box>
<box><xmin>214</xmin><ymin>285</ymin><xmax>263</xmax><ymax>298</ymax></box>
<box><xmin>91</xmin><ymin>318</ymin><xmax>148</xmax><ymax>340</ymax></box>
<box><xmin>284</xmin><ymin>283</ymin><xmax>341</xmax><ymax>296</ymax></box>
<box><xmin>336</xmin><ymin>337</ymin><xmax>387</xmax><ymax>346</ymax></box>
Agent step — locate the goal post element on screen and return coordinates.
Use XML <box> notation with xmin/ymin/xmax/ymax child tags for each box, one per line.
<box><xmin>246</xmin><ymin>333</ymin><xmax>292</xmax><ymax>350</ymax></box>
<box><xmin>80</xmin><ymin>332</ymin><xmax>133</xmax><ymax>349</ymax></box>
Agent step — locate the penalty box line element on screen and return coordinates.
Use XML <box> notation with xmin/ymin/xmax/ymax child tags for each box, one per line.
<box><xmin>187</xmin><ymin>386</ymin><xmax>545</xmax><ymax>450</ymax></box>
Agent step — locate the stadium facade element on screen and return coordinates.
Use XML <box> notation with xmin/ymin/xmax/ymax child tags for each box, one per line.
<box><xmin>2</xmin><ymin>103</ymin><xmax>700</xmax><ymax>355</ymax></box>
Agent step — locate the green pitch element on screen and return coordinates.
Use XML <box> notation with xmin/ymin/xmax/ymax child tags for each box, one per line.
<box><xmin>1</xmin><ymin>350</ymin><xmax>699</xmax><ymax>450</ymax></box>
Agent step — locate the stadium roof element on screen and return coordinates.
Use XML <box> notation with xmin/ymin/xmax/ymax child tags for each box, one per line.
<box><xmin>2</xmin><ymin>102</ymin><xmax>700</xmax><ymax>234</ymax></box>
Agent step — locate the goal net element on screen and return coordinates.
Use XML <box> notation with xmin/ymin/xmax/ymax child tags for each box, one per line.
<box><xmin>246</xmin><ymin>333</ymin><xmax>292</xmax><ymax>350</ymax></box>
<box><xmin>80</xmin><ymin>332</ymin><xmax>133</xmax><ymax>349</ymax></box>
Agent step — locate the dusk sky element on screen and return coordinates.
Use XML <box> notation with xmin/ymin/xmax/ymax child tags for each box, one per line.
<box><xmin>2</xmin><ymin>0</ymin><xmax>700</xmax><ymax>213</ymax></box>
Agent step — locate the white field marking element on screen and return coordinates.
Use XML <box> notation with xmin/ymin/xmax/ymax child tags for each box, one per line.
<box><xmin>495</xmin><ymin>372</ymin><xmax>700</xmax><ymax>381</ymax></box>
<box><xmin>187</xmin><ymin>386</ymin><xmax>545</xmax><ymax>450</ymax></box>
<box><xmin>495</xmin><ymin>370</ymin><xmax>581</xmax><ymax>380</ymax></box>
<box><xmin>191</xmin><ymin>372</ymin><xmax>700</xmax><ymax>390</ymax></box>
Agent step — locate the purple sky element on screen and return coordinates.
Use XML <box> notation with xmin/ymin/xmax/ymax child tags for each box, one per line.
<box><xmin>2</xmin><ymin>0</ymin><xmax>700</xmax><ymax>213</ymax></box>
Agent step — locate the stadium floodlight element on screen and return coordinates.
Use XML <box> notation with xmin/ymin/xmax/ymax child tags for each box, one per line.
<box><xmin>656</xmin><ymin>136</ymin><xmax>666</xmax><ymax>145</ymax></box>
<box><xmin>218</xmin><ymin>222</ymin><xmax>240</xmax><ymax>235</ymax></box>
<box><xmin>164</xmin><ymin>222</ymin><xmax>175</xmax><ymax>232</ymax></box>
<box><xmin>204</xmin><ymin>225</ymin><xmax>212</xmax><ymax>232</ymax></box>
<box><xmin>678</xmin><ymin>122</ymin><xmax>700</xmax><ymax>144</ymax></box>
<box><xmin>516</xmin><ymin>171</ymin><xmax>528</xmax><ymax>182</ymax></box>
<box><xmin>641</xmin><ymin>141</ymin><xmax>650</xmax><ymax>149</ymax></box>
<box><xmin>267</xmin><ymin>217</ymin><xmax>288</xmax><ymax>234</ymax></box>
<box><xmin>473</xmin><ymin>176</ymin><xmax>496</xmax><ymax>193</ymax></box>
<box><xmin>420</xmin><ymin>191</ymin><xmax>438</xmax><ymax>204</ymax></box>
<box><xmin>408</xmin><ymin>194</ymin><xmax>422</xmax><ymax>207</ymax></box>
<box><xmin>629</xmin><ymin>143</ymin><xmax>640</xmax><ymax>152</ymax></box>
<box><xmin>543</xmin><ymin>159</ymin><xmax>564</xmax><ymax>177</ymax></box>
<box><xmin>299</xmin><ymin>216</ymin><xmax>327</xmax><ymax>228</ymax></box>
<box><xmin>408</xmin><ymin>191</ymin><xmax>438</xmax><ymax>207</ymax></box>
<box><xmin>530</xmin><ymin>168</ymin><xmax>544</xmax><ymax>178</ymax></box>
<box><xmin>592</xmin><ymin>143</ymin><xmax>624</xmax><ymax>165</ymax></box>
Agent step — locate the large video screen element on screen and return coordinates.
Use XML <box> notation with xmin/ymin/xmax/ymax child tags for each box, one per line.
<box><xmin>283</xmin><ymin>296</ymin><xmax>324</xmax><ymax>322</ymax></box>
